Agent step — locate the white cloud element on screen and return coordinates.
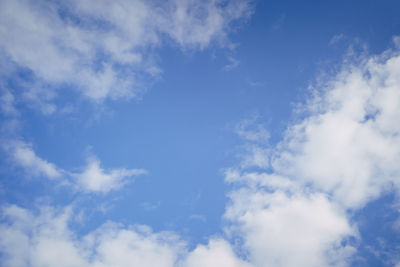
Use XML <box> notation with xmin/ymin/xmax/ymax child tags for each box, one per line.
<box><xmin>0</xmin><ymin>88</ymin><xmax>18</xmax><ymax>116</ymax></box>
<box><xmin>272</xmin><ymin>50</ymin><xmax>400</xmax><ymax>209</ymax></box>
<box><xmin>0</xmin><ymin>0</ymin><xmax>252</xmax><ymax>111</ymax></box>
<box><xmin>6</xmin><ymin>141</ymin><xmax>61</xmax><ymax>179</ymax></box>
<box><xmin>225</xmin><ymin>188</ymin><xmax>356</xmax><ymax>267</ymax></box>
<box><xmin>0</xmin><ymin>196</ymin><xmax>355</xmax><ymax>267</ymax></box>
<box><xmin>160</xmin><ymin>0</ymin><xmax>252</xmax><ymax>50</ymax></box>
<box><xmin>0</xmin><ymin>205</ymin><xmax>249</xmax><ymax>267</ymax></box>
<box><xmin>234</xmin><ymin>116</ymin><xmax>270</xmax><ymax>169</ymax></box>
<box><xmin>181</xmin><ymin>239</ymin><xmax>251</xmax><ymax>267</ymax></box>
<box><xmin>74</xmin><ymin>156</ymin><xmax>147</xmax><ymax>193</ymax></box>
<box><xmin>225</xmin><ymin>169</ymin><xmax>295</xmax><ymax>190</ymax></box>
<box><xmin>222</xmin><ymin>44</ymin><xmax>400</xmax><ymax>267</ymax></box>
<box><xmin>0</xmin><ymin>205</ymin><xmax>180</xmax><ymax>267</ymax></box>
<box><xmin>2</xmin><ymin>9</ymin><xmax>400</xmax><ymax>264</ymax></box>
<box><xmin>240</xmin><ymin>145</ymin><xmax>270</xmax><ymax>169</ymax></box>
<box><xmin>4</xmin><ymin>141</ymin><xmax>146</xmax><ymax>193</ymax></box>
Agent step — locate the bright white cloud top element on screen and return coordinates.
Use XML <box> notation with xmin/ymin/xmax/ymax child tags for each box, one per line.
<box><xmin>0</xmin><ymin>1</ymin><xmax>400</xmax><ymax>267</ymax></box>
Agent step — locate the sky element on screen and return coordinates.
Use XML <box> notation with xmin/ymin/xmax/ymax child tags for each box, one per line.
<box><xmin>0</xmin><ymin>0</ymin><xmax>400</xmax><ymax>266</ymax></box>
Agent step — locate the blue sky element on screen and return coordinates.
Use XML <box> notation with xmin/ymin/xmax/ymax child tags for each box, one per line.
<box><xmin>0</xmin><ymin>0</ymin><xmax>400</xmax><ymax>266</ymax></box>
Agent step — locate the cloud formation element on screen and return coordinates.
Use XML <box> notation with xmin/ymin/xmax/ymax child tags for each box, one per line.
<box><xmin>0</xmin><ymin>205</ymin><xmax>184</xmax><ymax>267</ymax></box>
<box><xmin>0</xmin><ymin>0</ymin><xmax>251</xmax><ymax>112</ymax></box>
<box><xmin>75</xmin><ymin>156</ymin><xmax>147</xmax><ymax>193</ymax></box>
<box><xmin>4</xmin><ymin>141</ymin><xmax>145</xmax><ymax>193</ymax></box>
<box><xmin>6</xmin><ymin>141</ymin><xmax>61</xmax><ymax>179</ymax></box>
<box><xmin>223</xmin><ymin>43</ymin><xmax>400</xmax><ymax>266</ymax></box>
<box><xmin>0</xmin><ymin>205</ymin><xmax>248</xmax><ymax>267</ymax></box>
<box><xmin>1</xmin><ymin>0</ymin><xmax>400</xmax><ymax>262</ymax></box>
<box><xmin>2</xmin><ymin>44</ymin><xmax>400</xmax><ymax>266</ymax></box>
<box><xmin>272</xmin><ymin>48</ymin><xmax>400</xmax><ymax>209</ymax></box>
<box><xmin>225</xmin><ymin>188</ymin><xmax>355</xmax><ymax>266</ymax></box>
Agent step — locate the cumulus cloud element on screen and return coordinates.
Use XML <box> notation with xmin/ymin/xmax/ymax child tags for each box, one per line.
<box><xmin>0</xmin><ymin>205</ymin><xmax>183</xmax><ymax>267</ymax></box>
<box><xmin>223</xmin><ymin>43</ymin><xmax>400</xmax><ymax>266</ymax></box>
<box><xmin>74</xmin><ymin>156</ymin><xmax>147</xmax><ymax>193</ymax></box>
<box><xmin>4</xmin><ymin>141</ymin><xmax>145</xmax><ymax>193</ymax></box>
<box><xmin>0</xmin><ymin>205</ymin><xmax>248</xmax><ymax>267</ymax></box>
<box><xmin>0</xmin><ymin>0</ymin><xmax>251</xmax><ymax>111</ymax></box>
<box><xmin>272</xmin><ymin>49</ymin><xmax>400</xmax><ymax>209</ymax></box>
<box><xmin>2</xmin><ymin>26</ymin><xmax>400</xmax><ymax>267</ymax></box>
<box><xmin>181</xmin><ymin>239</ymin><xmax>251</xmax><ymax>267</ymax></box>
<box><xmin>6</xmin><ymin>141</ymin><xmax>61</xmax><ymax>179</ymax></box>
<box><xmin>225</xmin><ymin>188</ymin><xmax>356</xmax><ymax>267</ymax></box>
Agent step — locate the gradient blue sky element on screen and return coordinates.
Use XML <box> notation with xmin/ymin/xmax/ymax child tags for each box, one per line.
<box><xmin>1</xmin><ymin>1</ymin><xmax>400</xmax><ymax>266</ymax></box>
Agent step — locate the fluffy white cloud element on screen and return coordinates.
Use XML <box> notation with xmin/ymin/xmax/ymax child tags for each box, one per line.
<box><xmin>0</xmin><ymin>205</ymin><xmax>249</xmax><ymax>267</ymax></box>
<box><xmin>2</xmin><ymin>15</ymin><xmax>400</xmax><ymax>265</ymax></box>
<box><xmin>225</xmin><ymin>188</ymin><xmax>356</xmax><ymax>267</ymax></box>
<box><xmin>272</xmin><ymin>49</ymin><xmax>400</xmax><ymax>209</ymax></box>
<box><xmin>6</xmin><ymin>141</ymin><xmax>61</xmax><ymax>179</ymax></box>
<box><xmin>223</xmin><ymin>44</ymin><xmax>400</xmax><ymax>267</ymax></box>
<box><xmin>180</xmin><ymin>239</ymin><xmax>251</xmax><ymax>267</ymax></box>
<box><xmin>74</xmin><ymin>156</ymin><xmax>147</xmax><ymax>193</ymax></box>
<box><xmin>4</xmin><ymin>141</ymin><xmax>145</xmax><ymax>193</ymax></box>
<box><xmin>0</xmin><ymin>0</ymin><xmax>251</xmax><ymax>110</ymax></box>
<box><xmin>0</xmin><ymin>205</ymin><xmax>184</xmax><ymax>267</ymax></box>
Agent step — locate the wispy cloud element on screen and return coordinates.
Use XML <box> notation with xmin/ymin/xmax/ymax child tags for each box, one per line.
<box><xmin>223</xmin><ymin>56</ymin><xmax>240</xmax><ymax>71</ymax></box>
<box><xmin>189</xmin><ymin>214</ymin><xmax>206</xmax><ymax>223</ymax></box>
<box><xmin>247</xmin><ymin>80</ymin><xmax>265</xmax><ymax>87</ymax></box>
<box><xmin>140</xmin><ymin>202</ymin><xmax>160</xmax><ymax>212</ymax></box>
<box><xmin>329</xmin><ymin>33</ymin><xmax>345</xmax><ymax>45</ymax></box>
<box><xmin>235</xmin><ymin>115</ymin><xmax>270</xmax><ymax>143</ymax></box>
<box><xmin>0</xmin><ymin>88</ymin><xmax>18</xmax><ymax>116</ymax></box>
<box><xmin>271</xmin><ymin>13</ymin><xmax>286</xmax><ymax>31</ymax></box>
